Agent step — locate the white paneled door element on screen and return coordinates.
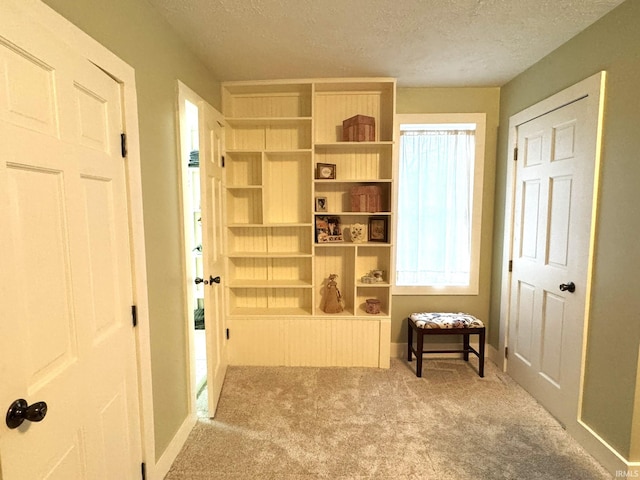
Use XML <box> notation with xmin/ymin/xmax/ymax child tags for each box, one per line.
<box><xmin>199</xmin><ymin>103</ymin><xmax>228</xmax><ymax>415</ymax></box>
<box><xmin>0</xmin><ymin>5</ymin><xmax>141</xmax><ymax>479</ymax></box>
<box><xmin>508</xmin><ymin>95</ymin><xmax>597</xmax><ymax>427</ymax></box>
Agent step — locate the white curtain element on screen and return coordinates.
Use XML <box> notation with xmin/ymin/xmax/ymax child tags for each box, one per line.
<box><xmin>396</xmin><ymin>129</ymin><xmax>475</xmax><ymax>286</ymax></box>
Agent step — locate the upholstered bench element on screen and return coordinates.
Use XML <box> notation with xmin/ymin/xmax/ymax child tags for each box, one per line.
<box><xmin>407</xmin><ymin>312</ymin><xmax>485</xmax><ymax>378</ymax></box>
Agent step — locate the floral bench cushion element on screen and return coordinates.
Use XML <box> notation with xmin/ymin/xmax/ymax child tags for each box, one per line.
<box><xmin>409</xmin><ymin>312</ymin><xmax>484</xmax><ymax>329</ymax></box>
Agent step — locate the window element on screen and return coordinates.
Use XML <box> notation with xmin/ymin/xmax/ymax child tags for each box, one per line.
<box><xmin>393</xmin><ymin>113</ymin><xmax>486</xmax><ymax>295</ymax></box>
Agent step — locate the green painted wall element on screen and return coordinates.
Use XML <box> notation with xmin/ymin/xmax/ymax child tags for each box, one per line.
<box><xmin>492</xmin><ymin>0</ymin><xmax>640</xmax><ymax>459</ymax></box>
<box><xmin>393</xmin><ymin>88</ymin><xmax>500</xmax><ymax>345</ymax></box>
<box><xmin>41</xmin><ymin>0</ymin><xmax>220</xmax><ymax>460</ymax></box>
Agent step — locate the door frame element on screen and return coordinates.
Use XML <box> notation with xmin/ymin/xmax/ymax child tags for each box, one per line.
<box><xmin>497</xmin><ymin>71</ymin><xmax>629</xmax><ymax>471</ymax></box>
<box><xmin>17</xmin><ymin>0</ymin><xmax>156</xmax><ymax>474</ymax></box>
<box><xmin>176</xmin><ymin>81</ymin><xmax>227</xmax><ymax>419</ymax></box>
<box><xmin>176</xmin><ymin>80</ymin><xmax>206</xmax><ymax>420</ymax></box>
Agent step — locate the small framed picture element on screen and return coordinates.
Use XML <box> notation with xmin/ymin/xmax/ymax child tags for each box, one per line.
<box><xmin>315</xmin><ymin>196</ymin><xmax>328</xmax><ymax>212</ymax></box>
<box><xmin>315</xmin><ymin>215</ymin><xmax>343</xmax><ymax>243</ymax></box>
<box><xmin>368</xmin><ymin>217</ymin><xmax>388</xmax><ymax>242</ymax></box>
<box><xmin>316</xmin><ymin>163</ymin><xmax>336</xmax><ymax>180</ymax></box>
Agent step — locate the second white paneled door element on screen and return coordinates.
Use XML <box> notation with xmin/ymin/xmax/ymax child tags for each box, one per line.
<box><xmin>507</xmin><ymin>76</ymin><xmax>603</xmax><ymax>428</ymax></box>
<box><xmin>199</xmin><ymin>103</ymin><xmax>228</xmax><ymax>415</ymax></box>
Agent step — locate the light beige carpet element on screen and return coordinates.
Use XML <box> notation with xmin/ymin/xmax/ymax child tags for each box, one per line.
<box><xmin>166</xmin><ymin>358</ymin><xmax>611</xmax><ymax>479</ymax></box>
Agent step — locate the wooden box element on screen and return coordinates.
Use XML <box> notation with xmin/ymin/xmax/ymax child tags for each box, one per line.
<box><xmin>350</xmin><ymin>185</ymin><xmax>382</xmax><ymax>213</ymax></box>
<box><xmin>342</xmin><ymin>114</ymin><xmax>375</xmax><ymax>142</ymax></box>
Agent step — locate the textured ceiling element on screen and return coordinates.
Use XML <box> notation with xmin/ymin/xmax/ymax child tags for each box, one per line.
<box><xmin>145</xmin><ymin>0</ymin><xmax>625</xmax><ymax>87</ymax></box>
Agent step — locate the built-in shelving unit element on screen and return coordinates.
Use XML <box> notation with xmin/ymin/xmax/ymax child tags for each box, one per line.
<box><xmin>222</xmin><ymin>78</ymin><xmax>395</xmax><ymax>367</ymax></box>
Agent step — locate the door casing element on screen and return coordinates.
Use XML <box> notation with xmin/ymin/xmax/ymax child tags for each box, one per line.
<box><xmin>498</xmin><ymin>71</ymin><xmax>626</xmax><ymax>474</ymax></box>
<box><xmin>176</xmin><ymin>81</ymin><xmax>228</xmax><ymax>420</ymax></box>
<box><xmin>12</xmin><ymin>0</ymin><xmax>156</xmax><ymax>476</ymax></box>
<box><xmin>177</xmin><ymin>82</ymin><xmax>205</xmax><ymax>422</ymax></box>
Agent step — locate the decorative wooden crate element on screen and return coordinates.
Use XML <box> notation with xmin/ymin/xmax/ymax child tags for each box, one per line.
<box><xmin>350</xmin><ymin>185</ymin><xmax>382</xmax><ymax>212</ymax></box>
<box><xmin>342</xmin><ymin>114</ymin><xmax>375</xmax><ymax>142</ymax></box>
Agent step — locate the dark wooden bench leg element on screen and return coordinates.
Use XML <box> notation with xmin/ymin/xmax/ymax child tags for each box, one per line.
<box><xmin>407</xmin><ymin>319</ymin><xmax>413</xmax><ymax>362</ymax></box>
<box><xmin>416</xmin><ymin>330</ymin><xmax>424</xmax><ymax>377</ymax></box>
<box><xmin>463</xmin><ymin>333</ymin><xmax>470</xmax><ymax>361</ymax></box>
<box><xmin>479</xmin><ymin>328</ymin><xmax>485</xmax><ymax>378</ymax></box>
<box><xmin>407</xmin><ymin>317</ymin><xmax>485</xmax><ymax>378</ymax></box>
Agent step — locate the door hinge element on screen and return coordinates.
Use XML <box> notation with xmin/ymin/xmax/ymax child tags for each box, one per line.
<box><xmin>505</xmin><ymin>347</ymin><xmax>509</xmax><ymax>359</ymax></box>
<box><xmin>508</xmin><ymin>260</ymin><xmax>513</xmax><ymax>272</ymax></box>
<box><xmin>141</xmin><ymin>462</ymin><xmax>146</xmax><ymax>480</ymax></box>
<box><xmin>132</xmin><ymin>305</ymin><xmax>138</xmax><ymax>327</ymax></box>
<box><xmin>513</xmin><ymin>146</ymin><xmax>518</xmax><ymax>161</ymax></box>
<box><xmin>226</xmin><ymin>328</ymin><xmax>230</xmax><ymax>340</ymax></box>
<box><xmin>121</xmin><ymin>133</ymin><xmax>127</xmax><ymax>158</ymax></box>
<box><xmin>221</xmin><ymin>155</ymin><xmax>225</xmax><ymax>167</ymax></box>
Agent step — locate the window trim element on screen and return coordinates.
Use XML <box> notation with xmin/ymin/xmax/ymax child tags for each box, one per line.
<box><xmin>392</xmin><ymin>113</ymin><xmax>486</xmax><ymax>295</ymax></box>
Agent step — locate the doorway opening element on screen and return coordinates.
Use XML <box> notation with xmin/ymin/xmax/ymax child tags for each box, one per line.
<box><xmin>181</xmin><ymin>98</ymin><xmax>209</xmax><ymax>417</ymax></box>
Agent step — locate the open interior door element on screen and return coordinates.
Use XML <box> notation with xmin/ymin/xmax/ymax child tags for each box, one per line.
<box><xmin>199</xmin><ymin>102</ymin><xmax>228</xmax><ymax>415</ymax></box>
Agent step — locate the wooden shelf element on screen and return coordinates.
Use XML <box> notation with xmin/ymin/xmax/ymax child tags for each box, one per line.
<box><xmin>314</xmin><ymin>308</ymin><xmax>355</xmax><ymax>317</ymax></box>
<box><xmin>313</xmin><ymin>79</ymin><xmax>395</xmax><ymax>93</ymax></box>
<box><xmin>226</xmin><ymin>185</ymin><xmax>262</xmax><ymax>190</ymax></box>
<box><xmin>313</xmin><ymin>212</ymin><xmax>391</xmax><ymax>216</ymax></box>
<box><xmin>229</xmin><ymin>307</ymin><xmax>313</xmax><ymax>317</ymax></box>
<box><xmin>228</xmin><ymin>279</ymin><xmax>312</xmax><ymax>288</ymax></box>
<box><xmin>356</xmin><ymin>242</ymin><xmax>393</xmax><ymax>247</ymax></box>
<box><xmin>314</xmin><ymin>141</ymin><xmax>393</xmax><ymax>149</ymax></box>
<box><xmin>313</xmin><ymin>179</ymin><xmax>392</xmax><ymax>184</ymax></box>
<box><xmin>226</xmin><ymin>117</ymin><xmax>312</xmax><ymax>126</ymax></box>
<box><xmin>354</xmin><ymin>309</ymin><xmax>389</xmax><ymax>317</ymax></box>
<box><xmin>227</xmin><ymin>223</ymin><xmax>313</xmax><ymax>228</ymax></box>
<box><xmin>315</xmin><ymin>242</ymin><xmax>392</xmax><ymax>247</ymax></box>
<box><xmin>227</xmin><ymin>252</ymin><xmax>312</xmax><ymax>258</ymax></box>
<box><xmin>223</xmin><ymin>78</ymin><xmax>395</xmax><ymax>367</ymax></box>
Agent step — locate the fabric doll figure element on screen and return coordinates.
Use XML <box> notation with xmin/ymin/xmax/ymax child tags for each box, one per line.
<box><xmin>323</xmin><ymin>273</ymin><xmax>343</xmax><ymax>313</ymax></box>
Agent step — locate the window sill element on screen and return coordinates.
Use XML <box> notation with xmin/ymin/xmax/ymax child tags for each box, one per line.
<box><xmin>393</xmin><ymin>285</ymin><xmax>479</xmax><ymax>296</ymax></box>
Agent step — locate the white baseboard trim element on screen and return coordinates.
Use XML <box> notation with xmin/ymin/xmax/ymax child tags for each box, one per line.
<box><xmin>391</xmin><ymin>342</ymin><xmax>404</xmax><ymax>358</ymax></box>
<box><xmin>572</xmin><ymin>419</ymin><xmax>640</xmax><ymax>478</ymax></box>
<box><xmin>152</xmin><ymin>414</ymin><xmax>197</xmax><ymax>480</ymax></box>
<box><xmin>487</xmin><ymin>344</ymin><xmax>502</xmax><ymax>369</ymax></box>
